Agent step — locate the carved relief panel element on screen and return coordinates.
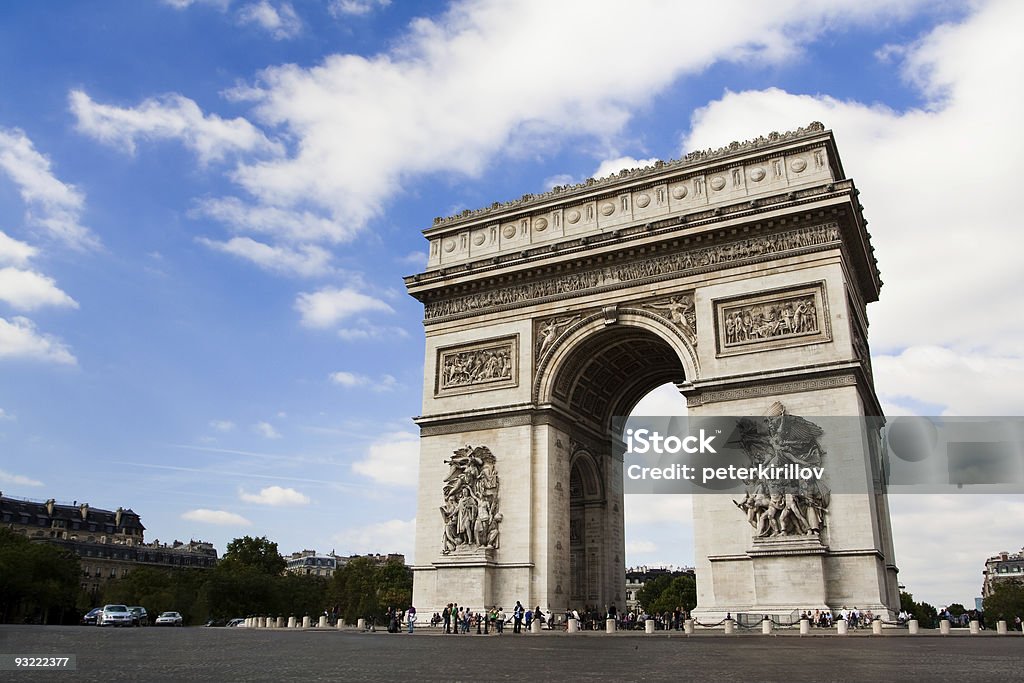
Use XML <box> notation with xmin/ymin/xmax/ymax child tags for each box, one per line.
<box><xmin>714</xmin><ymin>282</ymin><xmax>831</xmax><ymax>356</ymax></box>
<box><xmin>435</xmin><ymin>334</ymin><xmax>518</xmax><ymax>397</ymax></box>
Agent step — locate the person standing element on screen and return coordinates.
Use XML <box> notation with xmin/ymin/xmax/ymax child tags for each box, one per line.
<box><xmin>513</xmin><ymin>601</ymin><xmax>524</xmax><ymax>633</ymax></box>
<box><xmin>442</xmin><ymin>603</ymin><xmax>451</xmax><ymax>634</ymax></box>
<box><xmin>407</xmin><ymin>605</ymin><xmax>417</xmax><ymax>634</ymax></box>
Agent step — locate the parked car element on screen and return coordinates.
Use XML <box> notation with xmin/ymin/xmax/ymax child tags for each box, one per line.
<box><xmin>98</xmin><ymin>604</ymin><xmax>134</xmax><ymax>627</ymax></box>
<box><xmin>226</xmin><ymin>618</ymin><xmax>245</xmax><ymax>627</ymax></box>
<box><xmin>128</xmin><ymin>606</ymin><xmax>148</xmax><ymax>626</ymax></box>
<box><xmin>155</xmin><ymin>611</ymin><xmax>184</xmax><ymax>627</ymax></box>
<box><xmin>81</xmin><ymin>607</ymin><xmax>102</xmax><ymax>625</ymax></box>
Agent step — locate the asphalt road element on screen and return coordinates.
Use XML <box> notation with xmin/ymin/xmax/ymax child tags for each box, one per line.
<box><xmin>0</xmin><ymin>625</ymin><xmax>1020</xmax><ymax>682</ymax></box>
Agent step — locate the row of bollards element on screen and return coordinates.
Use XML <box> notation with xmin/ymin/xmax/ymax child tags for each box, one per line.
<box><xmin>244</xmin><ymin>615</ymin><xmax>346</xmax><ymax>629</ymax></box>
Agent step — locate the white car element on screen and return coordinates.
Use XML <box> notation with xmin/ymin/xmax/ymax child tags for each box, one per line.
<box><xmin>155</xmin><ymin>611</ymin><xmax>184</xmax><ymax>627</ymax></box>
<box><xmin>98</xmin><ymin>604</ymin><xmax>134</xmax><ymax>627</ymax></box>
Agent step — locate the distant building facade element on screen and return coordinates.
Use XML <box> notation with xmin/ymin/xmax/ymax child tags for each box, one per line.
<box><xmin>982</xmin><ymin>548</ymin><xmax>1024</xmax><ymax>597</ymax></box>
<box><xmin>0</xmin><ymin>493</ymin><xmax>217</xmax><ymax>600</ymax></box>
<box><xmin>283</xmin><ymin>550</ymin><xmax>407</xmax><ymax>577</ymax></box>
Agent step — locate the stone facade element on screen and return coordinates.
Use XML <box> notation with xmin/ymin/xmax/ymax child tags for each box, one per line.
<box><xmin>405</xmin><ymin>123</ymin><xmax>898</xmax><ymax>619</ymax></box>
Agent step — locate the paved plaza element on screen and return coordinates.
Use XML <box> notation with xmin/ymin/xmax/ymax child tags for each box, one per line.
<box><xmin>1</xmin><ymin>625</ymin><xmax>1020</xmax><ymax>682</ymax></box>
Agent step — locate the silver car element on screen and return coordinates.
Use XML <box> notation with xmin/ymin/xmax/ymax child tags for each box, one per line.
<box><xmin>155</xmin><ymin>611</ymin><xmax>184</xmax><ymax>627</ymax></box>
<box><xmin>98</xmin><ymin>604</ymin><xmax>134</xmax><ymax>627</ymax></box>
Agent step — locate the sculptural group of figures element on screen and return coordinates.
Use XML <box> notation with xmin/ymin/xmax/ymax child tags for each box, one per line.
<box><xmin>440</xmin><ymin>445</ymin><xmax>502</xmax><ymax>554</ymax></box>
<box><xmin>442</xmin><ymin>347</ymin><xmax>512</xmax><ymax>387</ymax></box>
<box><xmin>724</xmin><ymin>296</ymin><xmax>817</xmax><ymax>345</ymax></box>
<box><xmin>733</xmin><ymin>403</ymin><xmax>831</xmax><ymax>538</ymax></box>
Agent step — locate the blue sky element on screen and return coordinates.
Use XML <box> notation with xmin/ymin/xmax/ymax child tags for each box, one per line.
<box><xmin>1</xmin><ymin>0</ymin><xmax>1022</xmax><ymax>608</ymax></box>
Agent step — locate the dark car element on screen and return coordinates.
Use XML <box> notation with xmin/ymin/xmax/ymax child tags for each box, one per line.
<box><xmin>81</xmin><ymin>607</ymin><xmax>102</xmax><ymax>625</ymax></box>
<box><xmin>128</xmin><ymin>606</ymin><xmax>148</xmax><ymax>626</ymax></box>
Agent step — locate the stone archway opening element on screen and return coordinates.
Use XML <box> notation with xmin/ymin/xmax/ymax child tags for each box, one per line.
<box><xmin>549</xmin><ymin>323</ymin><xmax>689</xmax><ymax>611</ymax></box>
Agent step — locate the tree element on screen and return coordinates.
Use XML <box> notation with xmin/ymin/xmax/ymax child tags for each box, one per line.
<box><xmin>328</xmin><ymin>557</ymin><xmax>412</xmax><ymax>624</ymax></box>
<box><xmin>946</xmin><ymin>603</ymin><xmax>967</xmax><ymax>618</ymax></box>
<box><xmin>900</xmin><ymin>590</ymin><xmax>938</xmax><ymax>627</ymax></box>
<box><xmin>983</xmin><ymin>582</ymin><xmax>1024</xmax><ymax>629</ymax></box>
<box><xmin>0</xmin><ymin>529</ymin><xmax>80</xmax><ymax>624</ymax></box>
<box><xmin>220</xmin><ymin>536</ymin><xmax>286</xmax><ymax>575</ymax></box>
<box><xmin>635</xmin><ymin>573</ymin><xmax>697</xmax><ymax>614</ymax></box>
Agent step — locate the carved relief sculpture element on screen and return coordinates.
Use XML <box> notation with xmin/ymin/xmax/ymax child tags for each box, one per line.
<box><xmin>714</xmin><ymin>282</ymin><xmax>831</xmax><ymax>356</ymax></box>
<box><xmin>436</xmin><ymin>336</ymin><xmax>518</xmax><ymax>395</ymax></box>
<box><xmin>641</xmin><ymin>293</ymin><xmax>696</xmax><ymax>345</ymax></box>
<box><xmin>732</xmin><ymin>402</ymin><xmax>830</xmax><ymax>539</ymax></box>
<box><xmin>535</xmin><ymin>314</ymin><xmax>581</xmax><ymax>359</ymax></box>
<box><xmin>440</xmin><ymin>445</ymin><xmax>502</xmax><ymax>554</ymax></box>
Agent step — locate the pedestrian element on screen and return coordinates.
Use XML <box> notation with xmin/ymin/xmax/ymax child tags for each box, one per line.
<box><xmin>513</xmin><ymin>601</ymin><xmax>524</xmax><ymax>633</ymax></box>
<box><xmin>407</xmin><ymin>605</ymin><xmax>417</xmax><ymax>634</ymax></box>
<box><xmin>443</xmin><ymin>603</ymin><xmax>451</xmax><ymax>634</ymax></box>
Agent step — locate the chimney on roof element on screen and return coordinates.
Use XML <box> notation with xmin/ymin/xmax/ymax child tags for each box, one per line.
<box><xmin>79</xmin><ymin>503</ymin><xmax>89</xmax><ymax>520</ymax></box>
<box><xmin>45</xmin><ymin>498</ymin><xmax>55</xmax><ymax>516</ymax></box>
<box><xmin>1001</xmin><ymin>552</ymin><xmax>1009</xmax><ymax>561</ymax></box>
<box><xmin>115</xmin><ymin>507</ymin><xmax>122</xmax><ymax>526</ymax></box>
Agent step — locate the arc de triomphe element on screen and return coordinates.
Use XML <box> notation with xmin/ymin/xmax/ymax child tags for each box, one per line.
<box><xmin>404</xmin><ymin>123</ymin><xmax>899</xmax><ymax>620</ymax></box>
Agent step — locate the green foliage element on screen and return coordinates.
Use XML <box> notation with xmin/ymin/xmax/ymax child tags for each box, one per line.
<box><xmin>220</xmin><ymin>536</ymin><xmax>287</xmax><ymax>575</ymax></box>
<box><xmin>634</xmin><ymin>573</ymin><xmax>697</xmax><ymax>614</ymax></box>
<box><xmin>982</xmin><ymin>581</ymin><xmax>1024</xmax><ymax>627</ymax></box>
<box><xmin>101</xmin><ymin>567</ymin><xmax>207</xmax><ymax>624</ymax></box>
<box><xmin>945</xmin><ymin>602</ymin><xmax>967</xmax><ymax>618</ymax></box>
<box><xmin>328</xmin><ymin>558</ymin><xmax>411</xmax><ymax>624</ymax></box>
<box><xmin>0</xmin><ymin>528</ymin><xmax>81</xmax><ymax>624</ymax></box>
<box><xmin>900</xmin><ymin>590</ymin><xmax>938</xmax><ymax>627</ymax></box>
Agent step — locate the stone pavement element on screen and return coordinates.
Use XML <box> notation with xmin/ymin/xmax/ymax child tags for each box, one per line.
<box><xmin>0</xmin><ymin>625</ymin><xmax>1020</xmax><ymax>682</ymax></box>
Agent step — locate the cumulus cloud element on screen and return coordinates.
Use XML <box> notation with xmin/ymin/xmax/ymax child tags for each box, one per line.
<box><xmin>237</xmin><ymin>1</ymin><xmax>301</xmax><ymax>40</ymax></box>
<box><xmin>0</xmin><ymin>267</ymin><xmax>78</xmax><ymax>311</ymax></box>
<box><xmin>294</xmin><ymin>287</ymin><xmax>393</xmax><ymax>328</ymax></box>
<box><xmin>209</xmin><ymin>419</ymin><xmax>236</xmax><ymax>432</ymax></box>
<box><xmin>630</xmin><ymin>383</ymin><xmax>687</xmax><ymax>417</ymax></box>
<box><xmin>239</xmin><ymin>485</ymin><xmax>310</xmax><ymax>506</ymax></box>
<box><xmin>352</xmin><ymin>431</ymin><xmax>419</xmax><ymax>487</ymax></box>
<box><xmin>181</xmin><ymin>508</ymin><xmax>252</xmax><ymax>526</ymax></box>
<box><xmin>0</xmin><ymin>408</ymin><xmax>14</xmax><ymax>420</ymax></box>
<box><xmin>329</xmin><ymin>0</ymin><xmax>390</xmax><ymax>17</ymax></box>
<box><xmin>69</xmin><ymin>90</ymin><xmax>281</xmax><ymax>165</ymax></box>
<box><xmin>0</xmin><ymin>230</ymin><xmax>36</xmax><ymax>267</ymax></box>
<box><xmin>253</xmin><ymin>421</ymin><xmax>281</xmax><ymax>439</ymax></box>
<box><xmin>333</xmin><ymin>517</ymin><xmax>415</xmax><ymax>559</ymax></box>
<box><xmin>0</xmin><ymin>469</ymin><xmax>43</xmax><ymax>487</ymax></box>
<box><xmin>0</xmin><ymin>128</ymin><xmax>96</xmax><ymax>250</ymax></box>
<box><xmin>0</xmin><ymin>316</ymin><xmax>76</xmax><ymax>365</ymax></box>
<box><xmin>592</xmin><ymin>156</ymin><xmax>659</xmax><ymax>180</ymax></box>
<box><xmin>163</xmin><ymin>0</ymin><xmax>230</xmax><ymax>9</ymax></box>
<box><xmin>680</xmin><ymin>0</ymin><xmax>1024</xmax><ymax>414</ymax></box>
<box><xmin>329</xmin><ymin>371</ymin><xmax>397</xmax><ymax>391</ymax></box>
<box><xmin>198</xmin><ymin>236</ymin><xmax>332</xmax><ymax>277</ymax></box>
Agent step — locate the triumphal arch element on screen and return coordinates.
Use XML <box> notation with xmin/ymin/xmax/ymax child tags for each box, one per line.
<box><xmin>404</xmin><ymin>123</ymin><xmax>899</xmax><ymax>619</ymax></box>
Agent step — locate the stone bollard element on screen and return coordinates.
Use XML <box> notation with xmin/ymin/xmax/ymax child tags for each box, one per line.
<box><xmin>908</xmin><ymin>619</ymin><xmax>919</xmax><ymax>634</ymax></box>
<box><xmin>302</xmin><ymin>616</ymin><xmax>311</xmax><ymax>629</ymax></box>
<box><xmin>319</xmin><ymin>615</ymin><xmax>328</xmax><ymax>628</ymax></box>
<box><xmin>723</xmin><ymin>619</ymin><xmax>735</xmax><ymax>635</ymax></box>
<box><xmin>645</xmin><ymin>619</ymin><xmax>655</xmax><ymax>634</ymax></box>
<box><xmin>567</xmin><ymin>618</ymin><xmax>579</xmax><ymax>633</ymax></box>
<box><xmin>288</xmin><ymin>616</ymin><xmax>296</xmax><ymax>628</ymax></box>
<box><xmin>969</xmin><ymin>620</ymin><xmax>980</xmax><ymax>635</ymax></box>
<box><xmin>762</xmin><ymin>618</ymin><xmax>773</xmax><ymax>635</ymax></box>
<box><xmin>606</xmin><ymin>618</ymin><xmax>616</xmax><ymax>634</ymax></box>
<box><xmin>997</xmin><ymin>620</ymin><xmax>1007</xmax><ymax>634</ymax></box>
<box><xmin>357</xmin><ymin>618</ymin><xmax>366</xmax><ymax>631</ymax></box>
<box><xmin>245</xmin><ymin>617</ymin><xmax>251</xmax><ymax>628</ymax></box>
<box><xmin>939</xmin><ymin>619</ymin><xmax>950</xmax><ymax>635</ymax></box>
<box><xmin>258</xmin><ymin>617</ymin><xmax>266</xmax><ymax>628</ymax></box>
<box><xmin>683</xmin><ymin>619</ymin><xmax>694</xmax><ymax>635</ymax></box>
<box><xmin>837</xmin><ymin>619</ymin><xmax>848</xmax><ymax>635</ymax></box>
<box><xmin>337</xmin><ymin>619</ymin><xmax>345</xmax><ymax>630</ymax></box>
<box><xmin>800</xmin><ymin>618</ymin><xmax>810</xmax><ymax>635</ymax></box>
<box><xmin>872</xmin><ymin>619</ymin><xmax>883</xmax><ymax>635</ymax></box>
<box><xmin>531</xmin><ymin>619</ymin><xmax>540</xmax><ymax>634</ymax></box>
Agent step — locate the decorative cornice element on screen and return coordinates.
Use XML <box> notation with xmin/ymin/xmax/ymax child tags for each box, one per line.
<box><xmin>684</xmin><ymin>373</ymin><xmax>857</xmax><ymax>407</ymax></box>
<box><xmin>429</xmin><ymin>122</ymin><xmax>828</xmax><ymax>229</ymax></box>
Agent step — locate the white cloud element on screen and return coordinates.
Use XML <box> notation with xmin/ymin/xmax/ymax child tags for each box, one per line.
<box><xmin>0</xmin><ymin>469</ymin><xmax>43</xmax><ymax>487</ymax></box>
<box><xmin>333</xmin><ymin>517</ymin><xmax>414</xmax><ymax>559</ymax></box>
<box><xmin>0</xmin><ymin>128</ymin><xmax>96</xmax><ymax>250</ymax></box>
<box><xmin>0</xmin><ymin>230</ymin><xmax>36</xmax><ymax>267</ymax></box>
<box><xmin>626</xmin><ymin>539</ymin><xmax>658</xmax><ymax>554</ymax></box>
<box><xmin>294</xmin><ymin>287</ymin><xmax>393</xmax><ymax>328</ymax></box>
<box><xmin>237</xmin><ymin>1</ymin><xmax>302</xmax><ymax>40</ymax></box>
<box><xmin>198</xmin><ymin>236</ymin><xmax>332</xmax><ymax>277</ymax></box>
<box><xmin>329</xmin><ymin>0</ymin><xmax>390</xmax><ymax>17</ymax></box>
<box><xmin>163</xmin><ymin>0</ymin><xmax>230</xmax><ymax>9</ymax></box>
<box><xmin>592</xmin><ymin>156</ymin><xmax>659</xmax><ymax>180</ymax></box>
<box><xmin>181</xmin><ymin>508</ymin><xmax>252</xmax><ymax>526</ymax></box>
<box><xmin>193</xmin><ymin>197</ymin><xmax>354</xmax><ymax>244</ymax></box>
<box><xmin>352</xmin><ymin>431</ymin><xmax>418</xmax><ymax>487</ymax></box>
<box><xmin>0</xmin><ymin>267</ymin><xmax>78</xmax><ymax>311</ymax></box>
<box><xmin>630</xmin><ymin>383</ymin><xmax>687</xmax><ymax>417</ymax></box>
<box><xmin>0</xmin><ymin>316</ymin><xmax>76</xmax><ymax>365</ymax></box>
<box><xmin>0</xmin><ymin>408</ymin><xmax>14</xmax><ymax>420</ymax></box>
<box><xmin>239</xmin><ymin>485</ymin><xmax>310</xmax><ymax>506</ymax></box>
<box><xmin>329</xmin><ymin>371</ymin><xmax>397</xmax><ymax>391</ymax></box>
<box><xmin>209</xmin><ymin>419</ymin><xmax>236</xmax><ymax>432</ymax></box>
<box><xmin>398</xmin><ymin>250</ymin><xmax>427</xmax><ymax>268</ymax></box>
<box><xmin>889</xmin><ymin>494</ymin><xmax>1024</xmax><ymax>607</ymax></box>
<box><xmin>254</xmin><ymin>421</ymin><xmax>281</xmax><ymax>439</ymax></box>
<box><xmin>69</xmin><ymin>90</ymin><xmax>281</xmax><ymax>165</ymax></box>
<box><xmin>679</xmin><ymin>0</ymin><xmax>1024</xmax><ymax>415</ymax></box>
<box><xmin>336</xmin><ymin>321</ymin><xmax>408</xmax><ymax>341</ymax></box>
